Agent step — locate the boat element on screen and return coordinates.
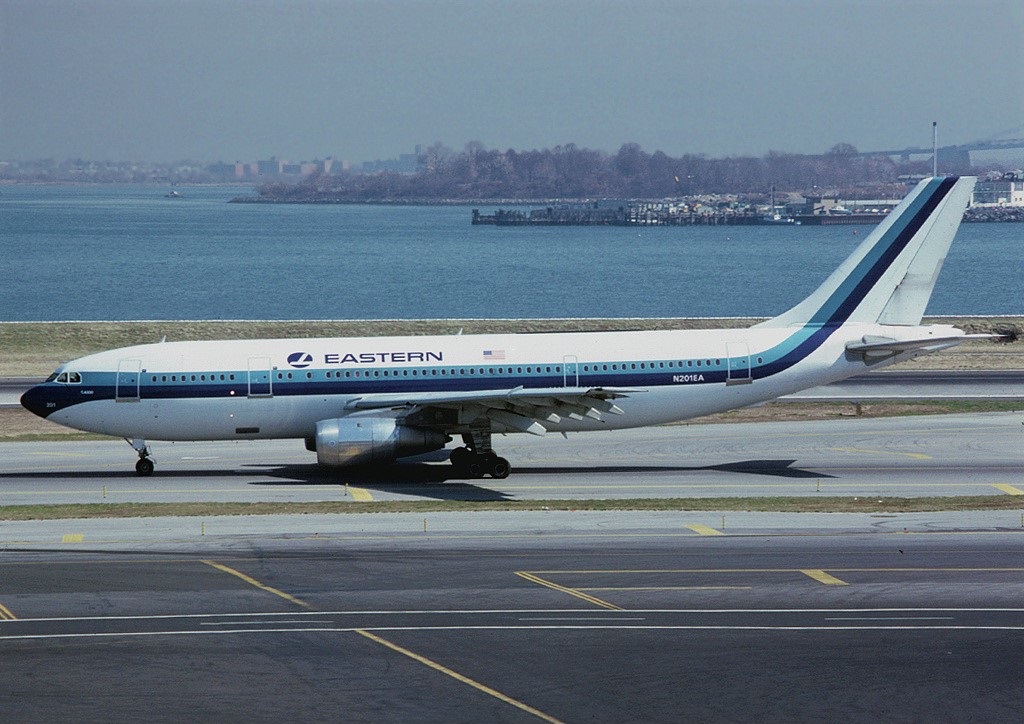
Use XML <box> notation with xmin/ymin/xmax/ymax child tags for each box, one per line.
<box><xmin>757</xmin><ymin>184</ymin><xmax>799</xmax><ymax>224</ymax></box>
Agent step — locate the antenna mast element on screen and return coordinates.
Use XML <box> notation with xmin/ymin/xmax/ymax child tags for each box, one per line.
<box><xmin>932</xmin><ymin>121</ymin><xmax>938</xmax><ymax>177</ymax></box>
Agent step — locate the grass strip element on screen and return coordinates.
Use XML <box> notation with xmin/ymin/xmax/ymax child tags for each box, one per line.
<box><xmin>1</xmin><ymin>496</ymin><xmax>1023</xmax><ymax>521</ymax></box>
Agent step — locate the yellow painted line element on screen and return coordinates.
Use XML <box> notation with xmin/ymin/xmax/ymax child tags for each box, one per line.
<box><xmin>0</xmin><ymin>602</ymin><xmax>16</xmax><ymax>620</ymax></box>
<box><xmin>515</xmin><ymin>571</ymin><xmax>623</xmax><ymax>611</ymax></box>
<box><xmin>993</xmin><ymin>484</ymin><xmax>1024</xmax><ymax>495</ymax></box>
<box><xmin>529</xmin><ymin>568</ymin><xmax>804</xmax><ymax>574</ymax></box>
<box><xmin>578</xmin><ymin>586</ymin><xmax>752</xmax><ymax>591</ymax></box>
<box><xmin>348</xmin><ymin>486</ymin><xmax>374</xmax><ymax>502</ymax></box>
<box><xmin>202</xmin><ymin>560</ymin><xmax>311</xmax><ymax>609</ymax></box>
<box><xmin>61</xmin><ymin>534</ymin><xmax>84</xmax><ymax>544</ymax></box>
<box><xmin>800</xmin><ymin>569</ymin><xmax>849</xmax><ymax>586</ymax></box>
<box><xmin>829</xmin><ymin>446</ymin><xmax>931</xmax><ymax>460</ymax></box>
<box><xmin>355</xmin><ymin>629</ymin><xmax>564</xmax><ymax>724</ymax></box>
<box><xmin>685</xmin><ymin>524</ymin><xmax>724</xmax><ymax>536</ymax></box>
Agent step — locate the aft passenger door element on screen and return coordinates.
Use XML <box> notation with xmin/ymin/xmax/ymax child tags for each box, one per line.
<box><xmin>726</xmin><ymin>342</ymin><xmax>752</xmax><ymax>385</ymax></box>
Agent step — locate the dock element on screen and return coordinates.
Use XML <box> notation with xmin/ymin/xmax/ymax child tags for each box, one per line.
<box><xmin>472</xmin><ymin>204</ymin><xmax>774</xmax><ymax>227</ymax></box>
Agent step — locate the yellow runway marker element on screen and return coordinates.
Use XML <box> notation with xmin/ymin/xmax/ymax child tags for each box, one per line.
<box><xmin>203</xmin><ymin>559</ymin><xmax>561</xmax><ymax>722</ymax></box>
<box><xmin>800</xmin><ymin>569</ymin><xmax>848</xmax><ymax>586</ymax></box>
<box><xmin>578</xmin><ymin>586</ymin><xmax>752</xmax><ymax>592</ymax></box>
<box><xmin>355</xmin><ymin>629</ymin><xmax>564</xmax><ymax>724</ymax></box>
<box><xmin>202</xmin><ymin>560</ymin><xmax>311</xmax><ymax>608</ymax></box>
<box><xmin>829</xmin><ymin>447</ymin><xmax>931</xmax><ymax>461</ymax></box>
<box><xmin>993</xmin><ymin>484</ymin><xmax>1024</xmax><ymax>495</ymax></box>
<box><xmin>685</xmin><ymin>524</ymin><xmax>724</xmax><ymax>536</ymax></box>
<box><xmin>515</xmin><ymin>571</ymin><xmax>623</xmax><ymax>610</ymax></box>
<box><xmin>61</xmin><ymin>534</ymin><xmax>84</xmax><ymax>544</ymax></box>
<box><xmin>0</xmin><ymin>602</ymin><xmax>16</xmax><ymax>620</ymax></box>
<box><xmin>348</xmin><ymin>486</ymin><xmax>374</xmax><ymax>502</ymax></box>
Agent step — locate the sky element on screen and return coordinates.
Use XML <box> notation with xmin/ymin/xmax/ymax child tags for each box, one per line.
<box><xmin>1</xmin><ymin>0</ymin><xmax>1022</xmax><ymax>164</ymax></box>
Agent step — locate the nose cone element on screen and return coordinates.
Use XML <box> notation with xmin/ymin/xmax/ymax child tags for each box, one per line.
<box><xmin>20</xmin><ymin>385</ymin><xmax>54</xmax><ymax>419</ymax></box>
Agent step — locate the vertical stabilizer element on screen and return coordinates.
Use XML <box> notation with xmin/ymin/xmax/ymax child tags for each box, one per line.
<box><xmin>756</xmin><ymin>176</ymin><xmax>975</xmax><ymax>329</ymax></box>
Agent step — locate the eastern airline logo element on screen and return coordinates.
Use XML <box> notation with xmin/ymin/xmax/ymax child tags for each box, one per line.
<box><xmin>287</xmin><ymin>352</ymin><xmax>314</xmax><ymax>369</ymax></box>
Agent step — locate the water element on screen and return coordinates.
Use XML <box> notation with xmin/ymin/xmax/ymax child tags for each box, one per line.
<box><xmin>1</xmin><ymin>184</ymin><xmax>1021</xmax><ymax>321</ymax></box>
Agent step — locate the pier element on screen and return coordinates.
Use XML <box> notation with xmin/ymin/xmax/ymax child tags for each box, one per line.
<box><xmin>472</xmin><ymin>204</ymin><xmax>771</xmax><ymax>227</ymax></box>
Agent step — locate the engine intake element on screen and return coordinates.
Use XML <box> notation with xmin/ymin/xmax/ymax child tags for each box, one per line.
<box><xmin>314</xmin><ymin>417</ymin><xmax>447</xmax><ymax>467</ymax></box>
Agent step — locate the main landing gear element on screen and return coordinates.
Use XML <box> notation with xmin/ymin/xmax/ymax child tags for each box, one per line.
<box><xmin>449</xmin><ymin>431</ymin><xmax>511</xmax><ymax>479</ymax></box>
<box><xmin>127</xmin><ymin>438</ymin><xmax>154</xmax><ymax>476</ymax></box>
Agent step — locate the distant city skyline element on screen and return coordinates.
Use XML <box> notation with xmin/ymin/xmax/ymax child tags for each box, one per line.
<box><xmin>2</xmin><ymin>0</ymin><xmax>1021</xmax><ymax>164</ymax></box>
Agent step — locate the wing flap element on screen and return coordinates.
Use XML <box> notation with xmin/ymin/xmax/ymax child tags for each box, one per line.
<box><xmin>345</xmin><ymin>386</ymin><xmax>642</xmax><ymax>411</ymax></box>
<box><xmin>344</xmin><ymin>385</ymin><xmax>645</xmax><ymax>434</ymax></box>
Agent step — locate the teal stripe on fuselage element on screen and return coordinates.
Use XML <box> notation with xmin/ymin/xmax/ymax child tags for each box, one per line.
<box><xmin>751</xmin><ymin>177</ymin><xmax>956</xmax><ymax>378</ymax></box>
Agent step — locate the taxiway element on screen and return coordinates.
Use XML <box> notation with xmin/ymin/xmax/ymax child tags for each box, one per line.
<box><xmin>2</xmin><ymin>412</ymin><xmax>1023</xmax><ymax>722</ymax></box>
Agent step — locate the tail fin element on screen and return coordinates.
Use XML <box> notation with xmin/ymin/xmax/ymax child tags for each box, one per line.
<box><xmin>757</xmin><ymin>176</ymin><xmax>976</xmax><ymax>329</ymax></box>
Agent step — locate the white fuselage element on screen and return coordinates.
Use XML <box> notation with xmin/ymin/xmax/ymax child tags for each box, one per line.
<box><xmin>40</xmin><ymin>322</ymin><xmax>911</xmax><ymax>442</ymax></box>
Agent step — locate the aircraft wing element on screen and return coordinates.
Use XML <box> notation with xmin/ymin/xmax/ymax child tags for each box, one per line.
<box><xmin>344</xmin><ymin>386</ymin><xmax>644</xmax><ymax>435</ymax></box>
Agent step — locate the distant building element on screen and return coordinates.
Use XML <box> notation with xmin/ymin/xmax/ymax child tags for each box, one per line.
<box><xmin>257</xmin><ymin>157</ymin><xmax>286</xmax><ymax>176</ymax></box>
<box><xmin>973</xmin><ymin>173</ymin><xmax>1024</xmax><ymax>207</ymax></box>
<box><xmin>361</xmin><ymin>146</ymin><xmax>423</xmax><ymax>174</ymax></box>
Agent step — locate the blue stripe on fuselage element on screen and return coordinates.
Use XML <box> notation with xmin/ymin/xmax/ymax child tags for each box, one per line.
<box><xmin>752</xmin><ymin>177</ymin><xmax>957</xmax><ymax>379</ymax></box>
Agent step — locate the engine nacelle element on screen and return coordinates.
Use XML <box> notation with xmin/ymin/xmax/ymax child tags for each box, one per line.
<box><xmin>314</xmin><ymin>417</ymin><xmax>448</xmax><ymax>467</ymax></box>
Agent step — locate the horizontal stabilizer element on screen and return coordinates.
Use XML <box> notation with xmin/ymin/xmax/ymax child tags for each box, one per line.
<box><xmin>846</xmin><ymin>333</ymin><xmax>998</xmax><ymax>358</ymax></box>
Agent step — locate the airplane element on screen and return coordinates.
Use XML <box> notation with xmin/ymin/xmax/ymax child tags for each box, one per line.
<box><xmin>22</xmin><ymin>176</ymin><xmax>986</xmax><ymax>479</ymax></box>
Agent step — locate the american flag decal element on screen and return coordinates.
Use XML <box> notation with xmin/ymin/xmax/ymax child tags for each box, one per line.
<box><xmin>483</xmin><ymin>349</ymin><xmax>506</xmax><ymax>360</ymax></box>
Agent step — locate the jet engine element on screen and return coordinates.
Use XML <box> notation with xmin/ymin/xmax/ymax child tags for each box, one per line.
<box><xmin>312</xmin><ymin>417</ymin><xmax>448</xmax><ymax>467</ymax></box>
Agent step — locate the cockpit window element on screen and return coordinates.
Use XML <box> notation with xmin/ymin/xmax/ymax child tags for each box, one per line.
<box><xmin>55</xmin><ymin>371</ymin><xmax>82</xmax><ymax>384</ymax></box>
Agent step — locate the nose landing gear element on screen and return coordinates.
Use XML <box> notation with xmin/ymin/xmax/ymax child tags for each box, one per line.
<box><xmin>127</xmin><ymin>438</ymin><xmax>155</xmax><ymax>476</ymax></box>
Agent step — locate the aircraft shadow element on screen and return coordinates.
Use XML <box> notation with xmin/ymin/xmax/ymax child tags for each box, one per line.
<box><xmin>511</xmin><ymin>459</ymin><xmax>833</xmax><ymax>479</ymax></box>
<box><xmin>245</xmin><ymin>463</ymin><xmax>515</xmax><ymax>501</ymax></box>
<box><xmin>0</xmin><ymin>459</ymin><xmax>829</xmax><ymax>486</ymax></box>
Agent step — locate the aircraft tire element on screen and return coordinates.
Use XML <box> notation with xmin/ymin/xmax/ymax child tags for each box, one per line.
<box><xmin>489</xmin><ymin>457</ymin><xmax>511</xmax><ymax>479</ymax></box>
<box><xmin>466</xmin><ymin>457</ymin><xmax>486</xmax><ymax>478</ymax></box>
<box><xmin>135</xmin><ymin>458</ymin><xmax>155</xmax><ymax>477</ymax></box>
<box><xmin>449</xmin><ymin>447</ymin><xmax>471</xmax><ymax>468</ymax></box>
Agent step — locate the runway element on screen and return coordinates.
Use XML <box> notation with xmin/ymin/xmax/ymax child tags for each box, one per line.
<box><xmin>3</xmin><ymin>412</ymin><xmax>1024</xmax><ymax>722</ymax></box>
<box><xmin>2</xmin><ymin>412</ymin><xmax>1023</xmax><ymax>502</ymax></box>
<box><xmin>1</xmin><ymin>528</ymin><xmax>1023</xmax><ymax>722</ymax></box>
